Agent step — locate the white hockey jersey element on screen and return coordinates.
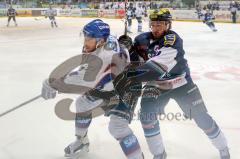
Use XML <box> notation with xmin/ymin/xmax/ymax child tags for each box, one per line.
<box><xmin>64</xmin><ymin>43</ymin><xmax>130</xmax><ymax>92</ymax></box>
<box><xmin>45</xmin><ymin>8</ymin><xmax>57</xmax><ymax>17</ymax></box>
<box><xmin>63</xmin><ymin>42</ymin><xmax>130</xmax><ymax>113</ymax></box>
<box><xmin>135</xmin><ymin>6</ymin><xmax>144</xmax><ymax>18</ymax></box>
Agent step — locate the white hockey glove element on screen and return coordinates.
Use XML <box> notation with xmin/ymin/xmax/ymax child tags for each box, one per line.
<box><xmin>41</xmin><ymin>79</ymin><xmax>57</xmax><ymax>100</ymax></box>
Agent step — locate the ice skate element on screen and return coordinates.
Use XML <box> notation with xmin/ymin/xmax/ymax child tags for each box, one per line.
<box><xmin>212</xmin><ymin>28</ymin><xmax>217</xmax><ymax>32</ymax></box>
<box><xmin>64</xmin><ymin>135</ymin><xmax>89</xmax><ymax>158</ymax></box>
<box><xmin>219</xmin><ymin>147</ymin><xmax>230</xmax><ymax>159</ymax></box>
<box><xmin>153</xmin><ymin>150</ymin><xmax>167</xmax><ymax>159</ymax></box>
<box><xmin>210</xmin><ymin>26</ymin><xmax>217</xmax><ymax>32</ymax></box>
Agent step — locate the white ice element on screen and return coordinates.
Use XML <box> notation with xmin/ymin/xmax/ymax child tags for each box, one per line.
<box><xmin>0</xmin><ymin>17</ymin><xmax>239</xmax><ymax>159</ymax></box>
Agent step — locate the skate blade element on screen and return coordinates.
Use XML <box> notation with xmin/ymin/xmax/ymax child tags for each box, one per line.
<box><xmin>64</xmin><ymin>145</ymin><xmax>89</xmax><ymax>159</ymax></box>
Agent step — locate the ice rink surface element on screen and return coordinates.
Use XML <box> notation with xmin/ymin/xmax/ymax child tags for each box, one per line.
<box><xmin>0</xmin><ymin>17</ymin><xmax>239</xmax><ymax>159</ymax></box>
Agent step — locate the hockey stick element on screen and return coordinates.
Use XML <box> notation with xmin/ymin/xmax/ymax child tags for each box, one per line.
<box><xmin>124</xmin><ymin>0</ymin><xmax>128</xmax><ymax>35</ymax></box>
<box><xmin>0</xmin><ymin>94</ymin><xmax>41</xmax><ymax>118</ymax></box>
<box><xmin>34</xmin><ymin>17</ymin><xmax>46</xmax><ymax>21</ymax></box>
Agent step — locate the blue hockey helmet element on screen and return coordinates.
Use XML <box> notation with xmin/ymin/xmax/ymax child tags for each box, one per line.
<box><xmin>83</xmin><ymin>19</ymin><xmax>110</xmax><ymax>40</ymax></box>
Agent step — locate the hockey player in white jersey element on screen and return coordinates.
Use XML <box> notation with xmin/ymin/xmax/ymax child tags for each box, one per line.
<box><xmin>135</xmin><ymin>3</ymin><xmax>145</xmax><ymax>33</ymax></box>
<box><xmin>126</xmin><ymin>3</ymin><xmax>135</xmax><ymax>33</ymax></box>
<box><xmin>45</xmin><ymin>5</ymin><xmax>58</xmax><ymax>28</ymax></box>
<box><xmin>41</xmin><ymin>19</ymin><xmax>144</xmax><ymax>159</ymax></box>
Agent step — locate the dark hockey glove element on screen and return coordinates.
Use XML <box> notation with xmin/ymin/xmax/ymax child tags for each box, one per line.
<box><xmin>114</xmin><ymin>60</ymin><xmax>168</xmax><ymax>99</ymax></box>
<box><xmin>118</xmin><ymin>35</ymin><xmax>133</xmax><ymax>51</ymax></box>
<box><xmin>86</xmin><ymin>89</ymin><xmax>116</xmax><ymax>101</ymax></box>
<box><xmin>113</xmin><ymin>70</ymin><xmax>129</xmax><ymax>97</ymax></box>
<box><xmin>113</xmin><ymin>68</ymin><xmax>142</xmax><ymax>99</ymax></box>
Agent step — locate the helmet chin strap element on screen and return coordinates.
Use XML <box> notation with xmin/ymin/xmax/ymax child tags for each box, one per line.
<box><xmin>96</xmin><ymin>42</ymin><xmax>101</xmax><ymax>49</ymax></box>
<box><xmin>96</xmin><ymin>38</ymin><xmax>105</xmax><ymax>49</ymax></box>
<box><xmin>166</xmin><ymin>21</ymin><xmax>172</xmax><ymax>30</ymax></box>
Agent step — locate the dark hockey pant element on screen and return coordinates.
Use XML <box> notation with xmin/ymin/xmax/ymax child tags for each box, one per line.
<box><xmin>8</xmin><ymin>16</ymin><xmax>16</xmax><ymax>23</ymax></box>
<box><xmin>140</xmin><ymin>82</ymin><xmax>221</xmax><ymax>139</ymax></box>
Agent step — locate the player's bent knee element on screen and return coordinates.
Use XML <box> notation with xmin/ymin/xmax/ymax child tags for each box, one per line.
<box><xmin>140</xmin><ymin>98</ymin><xmax>158</xmax><ymax>114</ymax></box>
<box><xmin>193</xmin><ymin>112</ymin><xmax>213</xmax><ymax>129</ymax></box>
<box><xmin>141</xmin><ymin>120</ymin><xmax>160</xmax><ymax>137</ymax></box>
<box><xmin>193</xmin><ymin>112</ymin><xmax>220</xmax><ymax>138</ymax></box>
<box><xmin>108</xmin><ymin>115</ymin><xmax>132</xmax><ymax>140</ymax></box>
<box><xmin>178</xmin><ymin>84</ymin><xmax>208</xmax><ymax>118</ymax></box>
<box><xmin>75</xmin><ymin>96</ymin><xmax>103</xmax><ymax>113</ymax></box>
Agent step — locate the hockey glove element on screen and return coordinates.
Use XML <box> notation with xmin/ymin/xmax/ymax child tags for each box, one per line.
<box><xmin>118</xmin><ymin>35</ymin><xmax>133</xmax><ymax>51</ymax></box>
<box><xmin>113</xmin><ymin>61</ymin><xmax>168</xmax><ymax>98</ymax></box>
<box><xmin>86</xmin><ymin>89</ymin><xmax>116</xmax><ymax>101</ymax></box>
<box><xmin>41</xmin><ymin>79</ymin><xmax>57</xmax><ymax>100</ymax></box>
<box><xmin>113</xmin><ymin>68</ymin><xmax>142</xmax><ymax>99</ymax></box>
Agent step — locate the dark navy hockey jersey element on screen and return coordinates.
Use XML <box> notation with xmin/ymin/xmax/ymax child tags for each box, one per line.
<box><xmin>7</xmin><ymin>8</ymin><xmax>17</xmax><ymax>17</ymax></box>
<box><xmin>133</xmin><ymin>30</ymin><xmax>193</xmax><ymax>89</ymax></box>
<box><xmin>204</xmin><ymin>13</ymin><xmax>215</xmax><ymax>23</ymax></box>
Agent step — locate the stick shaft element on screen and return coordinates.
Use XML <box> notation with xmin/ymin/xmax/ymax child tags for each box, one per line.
<box><xmin>0</xmin><ymin>95</ymin><xmax>41</xmax><ymax>118</ymax></box>
<box><xmin>124</xmin><ymin>0</ymin><xmax>128</xmax><ymax>35</ymax></box>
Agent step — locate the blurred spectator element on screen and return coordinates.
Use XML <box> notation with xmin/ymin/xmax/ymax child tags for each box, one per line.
<box><xmin>206</xmin><ymin>2</ymin><xmax>213</xmax><ymax>10</ymax></box>
<box><xmin>215</xmin><ymin>2</ymin><xmax>220</xmax><ymax>10</ymax></box>
<box><xmin>212</xmin><ymin>2</ymin><xmax>220</xmax><ymax>11</ymax></box>
<box><xmin>230</xmin><ymin>1</ymin><xmax>238</xmax><ymax>23</ymax></box>
<box><xmin>110</xmin><ymin>3</ymin><xmax>113</xmax><ymax>9</ymax></box>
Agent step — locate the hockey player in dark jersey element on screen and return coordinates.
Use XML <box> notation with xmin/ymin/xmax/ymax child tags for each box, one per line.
<box><xmin>6</xmin><ymin>6</ymin><xmax>17</xmax><ymax>27</ymax></box>
<box><xmin>203</xmin><ymin>9</ymin><xmax>217</xmax><ymax>32</ymax></box>
<box><xmin>113</xmin><ymin>9</ymin><xmax>230</xmax><ymax>159</ymax></box>
<box><xmin>195</xmin><ymin>9</ymin><xmax>217</xmax><ymax>32</ymax></box>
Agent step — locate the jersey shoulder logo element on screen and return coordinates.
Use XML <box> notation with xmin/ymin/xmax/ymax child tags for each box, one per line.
<box><xmin>164</xmin><ymin>34</ymin><xmax>176</xmax><ymax>46</ymax></box>
<box><xmin>79</xmin><ymin>63</ymin><xmax>89</xmax><ymax>71</ymax></box>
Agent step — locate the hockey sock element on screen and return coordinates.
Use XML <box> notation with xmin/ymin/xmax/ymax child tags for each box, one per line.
<box><xmin>120</xmin><ymin>134</ymin><xmax>143</xmax><ymax>159</ymax></box>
